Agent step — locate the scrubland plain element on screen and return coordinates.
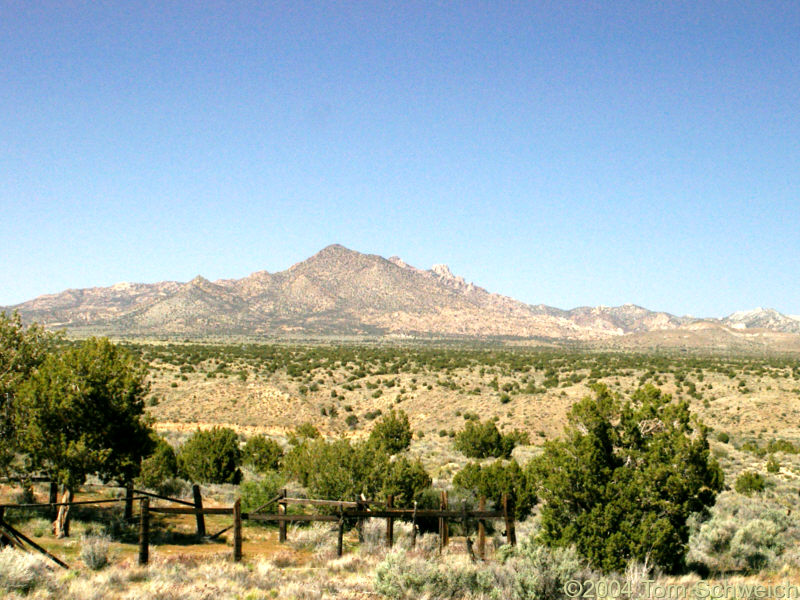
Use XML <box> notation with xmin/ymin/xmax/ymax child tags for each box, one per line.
<box><xmin>4</xmin><ymin>342</ymin><xmax>800</xmax><ymax>599</ymax></box>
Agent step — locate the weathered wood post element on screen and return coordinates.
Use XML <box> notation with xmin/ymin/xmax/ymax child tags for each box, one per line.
<box><xmin>54</xmin><ymin>488</ymin><xmax>73</xmax><ymax>538</ymax></box>
<box><xmin>356</xmin><ymin>494</ymin><xmax>366</xmax><ymax>542</ymax></box>
<box><xmin>233</xmin><ymin>499</ymin><xmax>242</xmax><ymax>562</ymax></box>
<box><xmin>477</xmin><ymin>496</ymin><xmax>486</xmax><ymax>560</ymax></box>
<box><xmin>461</xmin><ymin>500</ymin><xmax>473</xmax><ymax>560</ymax></box>
<box><xmin>124</xmin><ymin>482</ymin><xmax>134</xmax><ymax>521</ymax></box>
<box><xmin>439</xmin><ymin>490</ymin><xmax>449</xmax><ymax>551</ymax></box>
<box><xmin>386</xmin><ymin>494</ymin><xmax>394</xmax><ymax>548</ymax></box>
<box><xmin>193</xmin><ymin>484</ymin><xmax>206</xmax><ymax>538</ymax></box>
<box><xmin>139</xmin><ymin>497</ymin><xmax>150</xmax><ymax>565</ymax></box>
<box><xmin>502</xmin><ymin>493</ymin><xmax>516</xmax><ymax>546</ymax></box>
<box><xmin>411</xmin><ymin>501</ymin><xmax>418</xmax><ymax>548</ymax></box>
<box><xmin>337</xmin><ymin>506</ymin><xmax>344</xmax><ymax>557</ymax></box>
<box><xmin>278</xmin><ymin>488</ymin><xmax>287</xmax><ymax>543</ymax></box>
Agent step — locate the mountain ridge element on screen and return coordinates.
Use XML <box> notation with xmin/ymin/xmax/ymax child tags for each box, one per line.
<box><xmin>4</xmin><ymin>244</ymin><xmax>799</xmax><ymax>343</ymax></box>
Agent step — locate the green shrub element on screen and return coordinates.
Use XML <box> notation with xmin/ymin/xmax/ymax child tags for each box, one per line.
<box><xmin>242</xmin><ymin>435</ymin><xmax>283</xmax><ymax>472</ymax></box>
<box><xmin>137</xmin><ymin>435</ymin><xmax>179</xmax><ymax>493</ymax></box>
<box><xmin>766</xmin><ymin>439</ymin><xmax>799</xmax><ymax>454</ymax></box>
<box><xmin>735</xmin><ymin>472</ymin><xmax>765</xmax><ymax>496</ymax></box>
<box><xmin>381</xmin><ymin>456</ymin><xmax>432</xmax><ymax>507</ymax></box>
<box><xmin>740</xmin><ymin>441</ymin><xmax>766</xmax><ymax>457</ymax></box>
<box><xmin>453</xmin><ymin>419</ymin><xmax>525</xmax><ymax>459</ymax></box>
<box><xmin>178</xmin><ymin>427</ymin><xmax>242</xmax><ymax>484</ymax></box>
<box><xmin>369</xmin><ymin>410</ymin><xmax>412</xmax><ymax>455</ymax></box>
<box><xmin>283</xmin><ymin>437</ymin><xmax>431</xmax><ymax>504</ymax></box>
<box><xmin>766</xmin><ymin>455</ymin><xmax>780</xmax><ymax>473</ymax></box>
<box><xmin>716</xmin><ymin>432</ymin><xmax>730</xmax><ymax>444</ymax></box>
<box><xmin>453</xmin><ymin>459</ymin><xmax>535</xmax><ymax>519</ymax></box>
<box><xmin>283</xmin><ymin>438</ymin><xmax>387</xmax><ymax>500</ymax></box>
<box><xmin>240</xmin><ymin>471</ymin><xmax>286</xmax><ymax>514</ymax></box>
<box><xmin>531</xmin><ymin>384</ymin><xmax>723</xmax><ymax>573</ymax></box>
<box><xmin>288</xmin><ymin>422</ymin><xmax>321</xmax><ymax>445</ymax></box>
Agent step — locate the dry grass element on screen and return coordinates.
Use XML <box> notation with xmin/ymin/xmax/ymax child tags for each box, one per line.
<box><xmin>0</xmin><ymin>548</ymin><xmax>375</xmax><ymax>599</ymax></box>
<box><xmin>1</xmin><ymin>519</ymin><xmax>799</xmax><ymax>600</ymax></box>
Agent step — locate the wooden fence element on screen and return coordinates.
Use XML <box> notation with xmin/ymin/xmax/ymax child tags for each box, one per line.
<box><xmin>0</xmin><ymin>483</ymin><xmax>515</xmax><ymax>568</ymax></box>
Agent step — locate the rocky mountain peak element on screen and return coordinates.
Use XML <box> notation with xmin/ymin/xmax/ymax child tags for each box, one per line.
<box><xmin>430</xmin><ymin>264</ymin><xmax>469</xmax><ymax>288</ymax></box>
<box><xmin>431</xmin><ymin>264</ymin><xmax>454</xmax><ymax>278</ymax></box>
<box><xmin>388</xmin><ymin>256</ymin><xmax>411</xmax><ymax>269</ymax></box>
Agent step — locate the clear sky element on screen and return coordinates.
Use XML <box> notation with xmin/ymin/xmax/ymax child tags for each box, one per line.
<box><xmin>2</xmin><ymin>2</ymin><xmax>799</xmax><ymax>317</ymax></box>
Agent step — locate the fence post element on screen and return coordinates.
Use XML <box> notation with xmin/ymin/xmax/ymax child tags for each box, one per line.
<box><xmin>411</xmin><ymin>501</ymin><xmax>417</xmax><ymax>548</ymax></box>
<box><xmin>54</xmin><ymin>488</ymin><xmax>73</xmax><ymax>538</ymax></box>
<box><xmin>233</xmin><ymin>499</ymin><xmax>242</xmax><ymax>562</ymax></box>
<box><xmin>278</xmin><ymin>488</ymin><xmax>287</xmax><ymax>543</ymax></box>
<box><xmin>124</xmin><ymin>482</ymin><xmax>134</xmax><ymax>521</ymax></box>
<box><xmin>477</xmin><ymin>496</ymin><xmax>486</xmax><ymax>560</ymax></box>
<box><xmin>193</xmin><ymin>484</ymin><xmax>206</xmax><ymax>538</ymax></box>
<box><xmin>356</xmin><ymin>495</ymin><xmax>365</xmax><ymax>542</ymax></box>
<box><xmin>139</xmin><ymin>497</ymin><xmax>150</xmax><ymax>565</ymax></box>
<box><xmin>439</xmin><ymin>490</ymin><xmax>449</xmax><ymax>551</ymax></box>
<box><xmin>461</xmin><ymin>500</ymin><xmax>472</xmax><ymax>559</ymax></box>
<box><xmin>337</xmin><ymin>507</ymin><xmax>344</xmax><ymax>557</ymax></box>
<box><xmin>386</xmin><ymin>494</ymin><xmax>394</xmax><ymax>548</ymax></box>
<box><xmin>502</xmin><ymin>493</ymin><xmax>516</xmax><ymax>546</ymax></box>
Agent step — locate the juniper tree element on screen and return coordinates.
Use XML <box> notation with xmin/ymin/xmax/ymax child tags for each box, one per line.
<box><xmin>0</xmin><ymin>312</ymin><xmax>58</xmax><ymax>476</ymax></box>
<box><xmin>530</xmin><ymin>384</ymin><xmax>723</xmax><ymax>573</ymax></box>
<box><xmin>178</xmin><ymin>427</ymin><xmax>242</xmax><ymax>484</ymax></box>
<box><xmin>15</xmin><ymin>337</ymin><xmax>153</xmax><ymax>489</ymax></box>
<box><xmin>15</xmin><ymin>337</ymin><xmax>154</xmax><ymax>535</ymax></box>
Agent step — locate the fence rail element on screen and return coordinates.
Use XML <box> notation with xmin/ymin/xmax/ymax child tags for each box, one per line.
<box><xmin>0</xmin><ymin>481</ymin><xmax>515</xmax><ymax>567</ymax></box>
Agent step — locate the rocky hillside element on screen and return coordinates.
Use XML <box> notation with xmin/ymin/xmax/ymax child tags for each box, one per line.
<box><xmin>4</xmin><ymin>245</ymin><xmax>799</xmax><ymax>344</ymax></box>
<box><xmin>722</xmin><ymin>308</ymin><xmax>800</xmax><ymax>334</ymax></box>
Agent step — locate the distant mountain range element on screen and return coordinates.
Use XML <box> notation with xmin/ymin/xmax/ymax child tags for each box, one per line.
<box><xmin>5</xmin><ymin>245</ymin><xmax>800</xmax><ymax>347</ymax></box>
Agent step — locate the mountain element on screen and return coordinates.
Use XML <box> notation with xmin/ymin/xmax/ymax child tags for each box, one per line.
<box><xmin>3</xmin><ymin>245</ymin><xmax>799</xmax><ymax>345</ymax></box>
<box><xmin>721</xmin><ymin>308</ymin><xmax>800</xmax><ymax>334</ymax></box>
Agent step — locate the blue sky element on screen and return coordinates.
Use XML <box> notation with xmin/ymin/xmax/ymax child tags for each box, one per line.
<box><xmin>2</xmin><ymin>2</ymin><xmax>799</xmax><ymax>317</ymax></box>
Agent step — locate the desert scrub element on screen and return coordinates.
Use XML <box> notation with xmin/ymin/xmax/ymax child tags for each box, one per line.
<box><xmin>375</xmin><ymin>539</ymin><xmax>596</xmax><ymax>600</ymax></box>
<box><xmin>359</xmin><ymin>518</ymin><xmax>414</xmax><ymax>555</ymax></box>
<box><xmin>288</xmin><ymin>521</ymin><xmax>339</xmax><ymax>557</ymax></box>
<box><xmin>766</xmin><ymin>455</ymin><xmax>781</xmax><ymax>473</ymax></box>
<box><xmin>375</xmin><ymin>551</ymin><xmax>496</xmax><ymax>599</ymax></box>
<box><xmin>80</xmin><ymin>533</ymin><xmax>111</xmax><ymax>570</ymax></box>
<box><xmin>735</xmin><ymin>471</ymin><xmax>766</xmax><ymax>495</ymax></box>
<box><xmin>1</xmin><ymin>553</ymin><xmax>371</xmax><ymax>600</ymax></box>
<box><xmin>688</xmin><ymin>491</ymin><xmax>800</xmax><ymax>572</ymax></box>
<box><xmin>495</xmin><ymin>539</ymin><xmax>598</xmax><ymax>600</ymax></box>
<box><xmin>0</xmin><ymin>547</ymin><xmax>55</xmax><ymax>595</ymax></box>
